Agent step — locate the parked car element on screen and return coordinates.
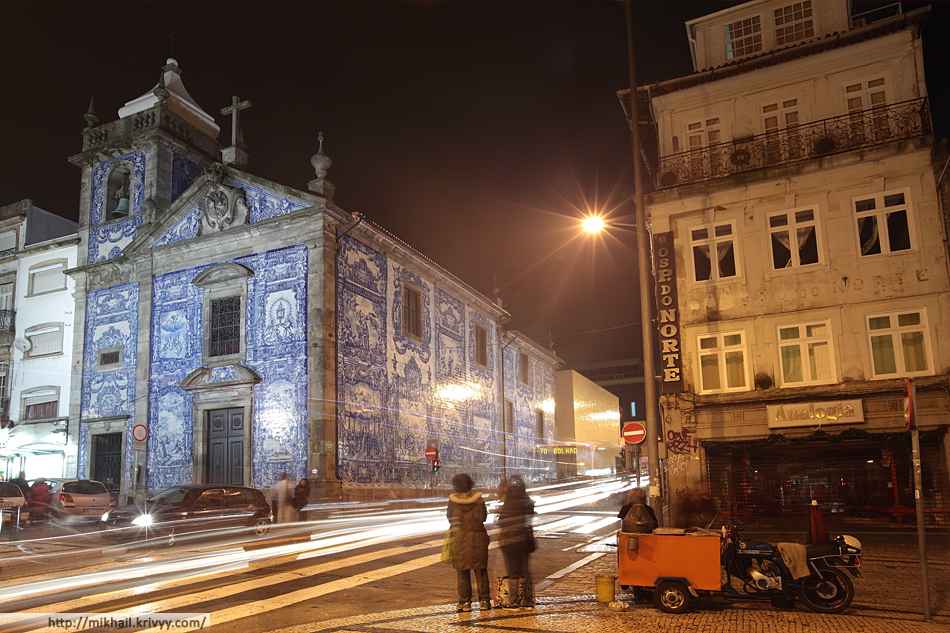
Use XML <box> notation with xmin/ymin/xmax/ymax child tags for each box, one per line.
<box><xmin>43</xmin><ymin>478</ymin><xmax>115</xmax><ymax>521</ymax></box>
<box><xmin>100</xmin><ymin>484</ymin><xmax>272</xmax><ymax>546</ymax></box>
<box><xmin>0</xmin><ymin>481</ymin><xmax>29</xmax><ymax>526</ymax></box>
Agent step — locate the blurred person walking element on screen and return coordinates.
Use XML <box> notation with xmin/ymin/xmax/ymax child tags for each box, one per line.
<box><xmin>292</xmin><ymin>477</ymin><xmax>310</xmax><ymax>521</ymax></box>
<box><xmin>11</xmin><ymin>471</ymin><xmax>30</xmax><ymax>501</ymax></box>
<box><xmin>28</xmin><ymin>478</ymin><xmax>51</xmax><ymax>524</ymax></box>
<box><xmin>618</xmin><ymin>486</ymin><xmax>659</xmax><ymax>533</ymax></box>
<box><xmin>271</xmin><ymin>473</ymin><xmax>294</xmax><ymax>523</ymax></box>
<box><xmin>496</xmin><ymin>476</ymin><xmax>536</xmax><ymax>607</ymax></box>
<box><xmin>447</xmin><ymin>473</ymin><xmax>491</xmax><ymax>612</ymax></box>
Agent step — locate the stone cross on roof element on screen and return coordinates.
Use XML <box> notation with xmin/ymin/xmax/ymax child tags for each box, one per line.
<box><xmin>221</xmin><ymin>95</ymin><xmax>251</xmax><ymax>147</ymax></box>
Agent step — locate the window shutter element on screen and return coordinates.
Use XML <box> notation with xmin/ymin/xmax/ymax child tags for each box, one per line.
<box><xmin>31</xmin><ymin>264</ymin><xmax>66</xmax><ymax>294</ymax></box>
<box><xmin>28</xmin><ymin>328</ymin><xmax>63</xmax><ymax>355</ymax></box>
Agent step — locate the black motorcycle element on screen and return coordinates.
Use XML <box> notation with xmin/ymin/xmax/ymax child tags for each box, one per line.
<box><xmin>711</xmin><ymin>526</ymin><xmax>863</xmax><ymax>614</ymax></box>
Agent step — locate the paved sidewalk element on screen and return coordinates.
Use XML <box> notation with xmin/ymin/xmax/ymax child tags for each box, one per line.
<box><xmin>277</xmin><ymin>541</ymin><xmax>949</xmax><ymax>633</ymax></box>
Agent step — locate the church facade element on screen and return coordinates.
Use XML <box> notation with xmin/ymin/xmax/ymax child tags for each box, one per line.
<box><xmin>68</xmin><ymin>59</ymin><xmax>558</xmax><ymax>503</ymax></box>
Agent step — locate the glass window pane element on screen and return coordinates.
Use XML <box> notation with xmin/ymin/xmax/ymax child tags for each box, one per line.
<box><xmin>725</xmin><ymin>351</ymin><xmax>746</xmax><ymax>388</ymax></box>
<box><xmin>897</xmin><ymin>313</ymin><xmax>921</xmax><ymax>327</ymax></box>
<box><xmin>858</xmin><ymin>216</ymin><xmax>881</xmax><ymax>255</ymax></box>
<box><xmin>901</xmin><ymin>332</ymin><xmax>927</xmax><ymax>372</ymax></box>
<box><xmin>715</xmin><ymin>224</ymin><xmax>732</xmax><ymax>237</ymax></box>
<box><xmin>868</xmin><ymin>316</ymin><xmax>890</xmax><ymax>330</ymax></box>
<box><xmin>779</xmin><ymin>327</ymin><xmax>799</xmax><ymax>340</ymax></box>
<box><xmin>693</xmin><ymin>244</ymin><xmax>712</xmax><ymax>281</ymax></box>
<box><xmin>883</xmin><ymin>193</ymin><xmax>905</xmax><ymax>207</ymax></box>
<box><xmin>771</xmin><ymin>232</ymin><xmax>791</xmax><ymax>269</ymax></box>
<box><xmin>808</xmin><ymin>341</ymin><xmax>831</xmax><ymax>381</ymax></box>
<box><xmin>870</xmin><ymin>335</ymin><xmax>897</xmax><ymax>375</ymax></box>
<box><xmin>886</xmin><ymin>209</ymin><xmax>911</xmax><ymax>251</ymax></box>
<box><xmin>781</xmin><ymin>345</ymin><xmax>803</xmax><ymax>383</ymax></box>
<box><xmin>794</xmin><ymin>209</ymin><xmax>814</xmax><ymax>222</ymax></box>
<box><xmin>805</xmin><ymin>323</ymin><xmax>826</xmax><ymax>337</ymax></box>
<box><xmin>723</xmin><ymin>334</ymin><xmax>742</xmax><ymax>347</ymax></box>
<box><xmin>854</xmin><ymin>199</ymin><xmax>875</xmax><ymax>212</ymax></box>
<box><xmin>797</xmin><ymin>226</ymin><xmax>819</xmax><ymax>265</ymax></box>
<box><xmin>718</xmin><ymin>242</ymin><xmax>736</xmax><ymax>277</ymax></box>
<box><xmin>699</xmin><ymin>336</ymin><xmax>718</xmax><ymax>350</ymax></box>
<box><xmin>769</xmin><ymin>214</ymin><xmax>788</xmax><ymax>227</ymax></box>
<box><xmin>700</xmin><ymin>355</ymin><xmax>721</xmax><ymax>391</ymax></box>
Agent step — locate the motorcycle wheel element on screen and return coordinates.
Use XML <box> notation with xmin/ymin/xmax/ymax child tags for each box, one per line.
<box><xmin>797</xmin><ymin>567</ymin><xmax>854</xmax><ymax>614</ymax></box>
<box><xmin>653</xmin><ymin>581</ymin><xmax>692</xmax><ymax>614</ymax></box>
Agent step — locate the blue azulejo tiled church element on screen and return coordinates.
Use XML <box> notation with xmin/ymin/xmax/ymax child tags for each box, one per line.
<box><xmin>68</xmin><ymin>59</ymin><xmax>560</xmax><ymax>503</ymax></box>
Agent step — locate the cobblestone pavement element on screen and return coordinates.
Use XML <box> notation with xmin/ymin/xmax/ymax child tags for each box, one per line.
<box><xmin>277</xmin><ymin>541</ymin><xmax>949</xmax><ymax>633</ymax></box>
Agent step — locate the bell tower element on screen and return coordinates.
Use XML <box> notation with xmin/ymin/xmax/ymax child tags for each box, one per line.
<box><xmin>69</xmin><ymin>59</ymin><xmax>223</xmax><ymax>266</ymax></box>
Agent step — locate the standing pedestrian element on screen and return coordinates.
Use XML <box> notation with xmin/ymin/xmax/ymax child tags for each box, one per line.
<box><xmin>618</xmin><ymin>487</ymin><xmax>659</xmax><ymax>533</ymax></box>
<box><xmin>497</xmin><ymin>476</ymin><xmax>536</xmax><ymax>607</ymax></box>
<box><xmin>11</xmin><ymin>471</ymin><xmax>30</xmax><ymax>501</ymax></box>
<box><xmin>28</xmin><ymin>478</ymin><xmax>51</xmax><ymax>524</ymax></box>
<box><xmin>292</xmin><ymin>477</ymin><xmax>310</xmax><ymax>521</ymax></box>
<box><xmin>271</xmin><ymin>473</ymin><xmax>294</xmax><ymax>523</ymax></box>
<box><xmin>447</xmin><ymin>473</ymin><xmax>491</xmax><ymax>612</ymax></box>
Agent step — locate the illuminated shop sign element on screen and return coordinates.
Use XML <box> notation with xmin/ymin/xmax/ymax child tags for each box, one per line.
<box><xmin>653</xmin><ymin>231</ymin><xmax>683</xmax><ymax>393</ymax></box>
<box><xmin>767</xmin><ymin>400</ymin><xmax>865</xmax><ymax>428</ymax></box>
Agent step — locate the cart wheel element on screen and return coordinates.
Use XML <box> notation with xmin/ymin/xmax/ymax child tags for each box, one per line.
<box><xmin>653</xmin><ymin>581</ymin><xmax>692</xmax><ymax>614</ymax></box>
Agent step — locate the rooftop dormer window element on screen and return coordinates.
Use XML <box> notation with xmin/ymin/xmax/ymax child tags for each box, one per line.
<box><xmin>725</xmin><ymin>15</ymin><xmax>762</xmax><ymax>60</ymax></box>
<box><xmin>774</xmin><ymin>1</ymin><xmax>814</xmax><ymax>46</ymax></box>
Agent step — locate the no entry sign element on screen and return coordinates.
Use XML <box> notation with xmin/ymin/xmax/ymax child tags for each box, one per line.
<box><xmin>425</xmin><ymin>446</ymin><xmax>438</xmax><ymax>460</ymax></box>
<box><xmin>622</xmin><ymin>422</ymin><xmax>647</xmax><ymax>445</ymax></box>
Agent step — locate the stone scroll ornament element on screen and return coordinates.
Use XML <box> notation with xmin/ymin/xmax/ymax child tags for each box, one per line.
<box><xmin>198</xmin><ymin>164</ymin><xmax>249</xmax><ymax>235</ymax></box>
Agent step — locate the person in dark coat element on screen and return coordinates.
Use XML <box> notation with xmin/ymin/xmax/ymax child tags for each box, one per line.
<box><xmin>11</xmin><ymin>472</ymin><xmax>30</xmax><ymax>501</ymax></box>
<box><xmin>497</xmin><ymin>476</ymin><xmax>536</xmax><ymax>607</ymax></box>
<box><xmin>447</xmin><ymin>473</ymin><xmax>491</xmax><ymax>612</ymax></box>
<box><xmin>618</xmin><ymin>487</ymin><xmax>659</xmax><ymax>532</ymax></box>
<box><xmin>292</xmin><ymin>478</ymin><xmax>310</xmax><ymax>521</ymax></box>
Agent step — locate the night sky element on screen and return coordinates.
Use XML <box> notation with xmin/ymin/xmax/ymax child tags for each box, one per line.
<box><xmin>2</xmin><ymin>1</ymin><xmax>947</xmax><ymax>373</ymax></box>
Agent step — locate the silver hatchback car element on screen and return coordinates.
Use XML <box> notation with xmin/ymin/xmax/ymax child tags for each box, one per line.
<box><xmin>45</xmin><ymin>479</ymin><xmax>115</xmax><ymax>521</ymax></box>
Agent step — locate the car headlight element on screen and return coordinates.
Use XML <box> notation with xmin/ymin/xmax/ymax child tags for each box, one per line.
<box><xmin>101</xmin><ymin>511</ymin><xmax>111</xmax><ymax>522</ymax></box>
<box><xmin>131</xmin><ymin>514</ymin><xmax>154</xmax><ymax>527</ymax></box>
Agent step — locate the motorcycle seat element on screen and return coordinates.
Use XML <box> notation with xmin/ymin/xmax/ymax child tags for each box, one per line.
<box><xmin>804</xmin><ymin>541</ymin><xmax>838</xmax><ymax>558</ymax></box>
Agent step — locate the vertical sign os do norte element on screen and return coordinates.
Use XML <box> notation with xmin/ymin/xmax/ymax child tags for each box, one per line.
<box><xmin>653</xmin><ymin>232</ymin><xmax>683</xmax><ymax>393</ymax></box>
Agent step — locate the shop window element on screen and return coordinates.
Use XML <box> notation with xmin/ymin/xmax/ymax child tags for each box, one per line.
<box><xmin>768</xmin><ymin>208</ymin><xmax>819</xmax><ymax>269</ymax></box>
<box><xmin>474</xmin><ymin>323</ymin><xmax>489</xmax><ymax>368</ymax></box>
<box><xmin>866</xmin><ymin>309</ymin><xmax>932</xmax><ymax>378</ymax></box>
<box><xmin>25</xmin><ymin>323</ymin><xmax>64</xmax><ymax>358</ymax></box>
<box><xmin>29</xmin><ymin>260</ymin><xmax>68</xmax><ymax>295</ymax></box>
<box><xmin>778</xmin><ymin>321</ymin><xmax>835</xmax><ymax>386</ymax></box>
<box><xmin>698</xmin><ymin>331</ymin><xmax>748</xmax><ymax>393</ymax></box>
<box><xmin>690</xmin><ymin>222</ymin><xmax>738</xmax><ymax>282</ymax></box>
<box><xmin>854</xmin><ymin>189</ymin><xmax>912</xmax><ymax>256</ymax></box>
<box><xmin>402</xmin><ymin>283</ymin><xmax>423</xmax><ymax>340</ymax></box>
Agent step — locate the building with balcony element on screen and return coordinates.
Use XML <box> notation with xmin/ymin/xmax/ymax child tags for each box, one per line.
<box><xmin>0</xmin><ymin>200</ymin><xmax>78</xmax><ymax>480</ymax></box>
<box><xmin>623</xmin><ymin>2</ymin><xmax>949</xmax><ymax>528</ymax></box>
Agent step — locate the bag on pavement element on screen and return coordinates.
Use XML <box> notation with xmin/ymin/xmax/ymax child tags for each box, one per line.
<box><xmin>492</xmin><ymin>576</ymin><xmax>534</xmax><ymax>608</ymax></box>
<box><xmin>440</xmin><ymin>529</ymin><xmax>455</xmax><ymax>564</ymax></box>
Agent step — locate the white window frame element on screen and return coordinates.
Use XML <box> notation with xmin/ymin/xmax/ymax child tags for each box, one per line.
<box><xmin>777</xmin><ymin>320</ymin><xmax>836</xmax><ymax>387</ymax></box>
<box><xmin>697</xmin><ymin>331</ymin><xmax>749</xmax><ymax>394</ymax></box>
<box><xmin>21</xmin><ymin>387</ymin><xmax>61</xmax><ymax>421</ymax></box>
<box><xmin>866</xmin><ymin>309</ymin><xmax>932</xmax><ymax>379</ymax></box>
<box><xmin>689</xmin><ymin>221</ymin><xmax>739</xmax><ymax>283</ymax></box>
<box><xmin>725</xmin><ymin>14</ymin><xmax>762</xmax><ymax>60</ymax></box>
<box><xmin>28</xmin><ymin>259</ymin><xmax>68</xmax><ymax>296</ymax></box>
<box><xmin>24</xmin><ymin>323</ymin><xmax>64</xmax><ymax>358</ymax></box>
<box><xmin>760</xmin><ymin>98</ymin><xmax>804</xmax><ymax>162</ymax></box>
<box><xmin>853</xmin><ymin>188</ymin><xmax>914</xmax><ymax>257</ymax></box>
<box><xmin>773</xmin><ymin>1</ymin><xmax>814</xmax><ymax>46</ymax></box>
<box><xmin>767</xmin><ymin>206</ymin><xmax>821</xmax><ymax>270</ymax></box>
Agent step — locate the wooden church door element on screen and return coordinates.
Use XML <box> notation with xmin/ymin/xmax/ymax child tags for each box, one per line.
<box><xmin>207</xmin><ymin>408</ymin><xmax>245</xmax><ymax>485</ymax></box>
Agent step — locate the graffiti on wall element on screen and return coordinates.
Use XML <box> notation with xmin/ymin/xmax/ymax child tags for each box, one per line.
<box><xmin>666</xmin><ymin>427</ymin><xmax>699</xmax><ymax>455</ymax></box>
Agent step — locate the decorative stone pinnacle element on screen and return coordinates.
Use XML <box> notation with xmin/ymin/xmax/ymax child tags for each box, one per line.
<box><xmin>83</xmin><ymin>97</ymin><xmax>99</xmax><ymax>129</ymax></box>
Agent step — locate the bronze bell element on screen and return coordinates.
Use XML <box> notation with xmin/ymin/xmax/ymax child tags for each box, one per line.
<box><xmin>111</xmin><ymin>197</ymin><xmax>130</xmax><ymax>218</ymax></box>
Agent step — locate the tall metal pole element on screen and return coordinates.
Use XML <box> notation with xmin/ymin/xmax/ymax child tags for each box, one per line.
<box><xmin>908</xmin><ymin>378</ymin><xmax>932</xmax><ymax>620</ymax></box>
<box><xmin>623</xmin><ymin>1</ymin><xmax>662</xmax><ymax>520</ymax></box>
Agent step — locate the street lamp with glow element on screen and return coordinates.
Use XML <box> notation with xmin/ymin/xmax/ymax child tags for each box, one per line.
<box><xmin>582</xmin><ymin>216</ymin><xmax>606</xmax><ymax>234</ymax></box>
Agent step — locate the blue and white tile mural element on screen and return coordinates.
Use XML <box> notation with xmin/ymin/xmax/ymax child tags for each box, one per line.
<box><xmin>78</xmin><ymin>282</ymin><xmax>139</xmax><ymax>489</ymax></box>
<box><xmin>171</xmin><ymin>153</ymin><xmax>203</xmax><ymax>202</ymax></box>
<box><xmin>336</xmin><ymin>234</ymin><xmax>556</xmax><ymax>487</ymax></box>
<box><xmin>90</xmin><ymin>150</ymin><xmax>146</xmax><ymax>225</ymax></box>
<box><xmin>88</xmin><ymin>215</ymin><xmax>144</xmax><ymax>264</ymax></box>
<box><xmin>147</xmin><ymin>245</ymin><xmax>309</xmax><ymax>490</ymax></box>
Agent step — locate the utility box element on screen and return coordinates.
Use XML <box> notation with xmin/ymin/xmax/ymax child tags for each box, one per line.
<box><xmin>617</xmin><ymin>532</ymin><xmax>721</xmax><ymax>591</ymax></box>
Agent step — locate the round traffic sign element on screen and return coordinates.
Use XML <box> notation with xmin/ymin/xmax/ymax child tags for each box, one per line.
<box><xmin>132</xmin><ymin>424</ymin><xmax>148</xmax><ymax>442</ymax></box>
<box><xmin>622</xmin><ymin>422</ymin><xmax>647</xmax><ymax>445</ymax></box>
<box><xmin>424</xmin><ymin>446</ymin><xmax>438</xmax><ymax>460</ymax></box>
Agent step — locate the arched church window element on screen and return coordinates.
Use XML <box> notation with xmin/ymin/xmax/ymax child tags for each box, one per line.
<box><xmin>105</xmin><ymin>162</ymin><xmax>132</xmax><ymax>219</ymax></box>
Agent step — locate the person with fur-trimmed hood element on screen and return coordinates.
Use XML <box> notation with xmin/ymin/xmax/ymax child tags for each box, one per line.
<box><xmin>447</xmin><ymin>473</ymin><xmax>491</xmax><ymax>612</ymax></box>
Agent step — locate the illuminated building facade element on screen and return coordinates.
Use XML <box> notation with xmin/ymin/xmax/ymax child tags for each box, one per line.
<box><xmin>68</xmin><ymin>59</ymin><xmax>558</xmax><ymax>503</ymax></box>
<box><xmin>625</xmin><ymin>2</ymin><xmax>949</xmax><ymax>527</ymax></box>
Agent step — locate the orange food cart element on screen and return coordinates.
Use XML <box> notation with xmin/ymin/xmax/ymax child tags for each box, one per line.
<box><xmin>617</xmin><ymin>530</ymin><xmax>722</xmax><ymax>613</ymax></box>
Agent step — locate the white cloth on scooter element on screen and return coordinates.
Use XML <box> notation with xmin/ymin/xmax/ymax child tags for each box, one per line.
<box><xmin>777</xmin><ymin>543</ymin><xmax>809</xmax><ymax>580</ymax></box>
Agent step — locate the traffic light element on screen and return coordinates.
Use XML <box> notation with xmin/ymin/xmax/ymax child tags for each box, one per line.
<box><xmin>432</xmin><ymin>459</ymin><xmax>441</xmax><ymax>473</ymax></box>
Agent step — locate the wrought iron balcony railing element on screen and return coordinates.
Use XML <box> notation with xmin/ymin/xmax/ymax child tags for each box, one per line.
<box><xmin>0</xmin><ymin>310</ymin><xmax>14</xmax><ymax>333</ymax></box>
<box><xmin>655</xmin><ymin>98</ymin><xmax>930</xmax><ymax>189</ymax></box>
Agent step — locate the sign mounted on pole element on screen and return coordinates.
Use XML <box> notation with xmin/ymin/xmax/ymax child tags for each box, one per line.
<box><xmin>424</xmin><ymin>446</ymin><xmax>438</xmax><ymax>460</ymax></box>
<box><xmin>622</xmin><ymin>422</ymin><xmax>647</xmax><ymax>445</ymax></box>
<box><xmin>131</xmin><ymin>424</ymin><xmax>148</xmax><ymax>451</ymax></box>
